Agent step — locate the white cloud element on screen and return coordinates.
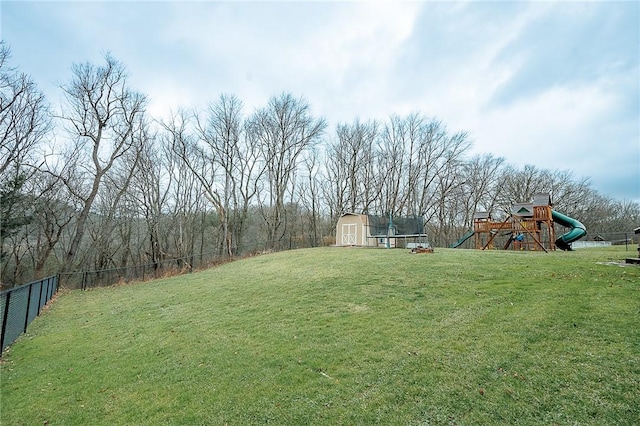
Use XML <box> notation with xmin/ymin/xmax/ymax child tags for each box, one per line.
<box><xmin>468</xmin><ymin>85</ymin><xmax>620</xmax><ymax>166</ymax></box>
<box><xmin>2</xmin><ymin>0</ymin><xmax>638</xmax><ymax>200</ymax></box>
<box><xmin>138</xmin><ymin>2</ymin><xmax>422</xmax><ymax>123</ymax></box>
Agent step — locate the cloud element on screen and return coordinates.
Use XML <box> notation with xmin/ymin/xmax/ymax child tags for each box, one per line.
<box><xmin>385</xmin><ymin>1</ymin><xmax>639</xmax><ymax>201</ymax></box>
<box><xmin>139</xmin><ymin>1</ymin><xmax>422</xmax><ymax>121</ymax></box>
<box><xmin>3</xmin><ymin>1</ymin><xmax>422</xmax><ymax>124</ymax></box>
<box><xmin>490</xmin><ymin>1</ymin><xmax>639</xmax><ymax>107</ymax></box>
<box><xmin>2</xmin><ymin>0</ymin><xmax>638</xmax><ymax>201</ymax></box>
<box><xmin>469</xmin><ymin>84</ymin><xmax>633</xmax><ymax>167</ymax></box>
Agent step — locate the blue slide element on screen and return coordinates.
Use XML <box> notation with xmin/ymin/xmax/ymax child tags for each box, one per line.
<box><xmin>552</xmin><ymin>210</ymin><xmax>587</xmax><ymax>251</ymax></box>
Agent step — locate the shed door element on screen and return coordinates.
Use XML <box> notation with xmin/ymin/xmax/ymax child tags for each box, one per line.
<box><xmin>342</xmin><ymin>223</ymin><xmax>357</xmax><ymax>245</ymax></box>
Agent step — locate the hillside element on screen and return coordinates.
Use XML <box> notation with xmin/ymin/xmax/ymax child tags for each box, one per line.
<box><xmin>1</xmin><ymin>247</ymin><xmax>639</xmax><ymax>425</ymax></box>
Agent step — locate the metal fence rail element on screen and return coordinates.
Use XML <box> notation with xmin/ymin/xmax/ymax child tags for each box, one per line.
<box><xmin>0</xmin><ymin>275</ymin><xmax>58</xmax><ymax>353</ymax></box>
<box><xmin>57</xmin><ymin>238</ymin><xmax>307</xmax><ymax>291</ymax></box>
<box><xmin>58</xmin><ymin>252</ymin><xmax>226</xmax><ymax>290</ymax></box>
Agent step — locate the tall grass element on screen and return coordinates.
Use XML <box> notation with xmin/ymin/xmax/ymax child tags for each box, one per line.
<box><xmin>1</xmin><ymin>247</ymin><xmax>639</xmax><ymax>425</ymax></box>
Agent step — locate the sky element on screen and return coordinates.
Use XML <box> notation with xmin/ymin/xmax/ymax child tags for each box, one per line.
<box><xmin>2</xmin><ymin>0</ymin><xmax>639</xmax><ymax>202</ymax></box>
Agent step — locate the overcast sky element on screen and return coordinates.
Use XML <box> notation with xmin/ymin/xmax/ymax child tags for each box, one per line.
<box><xmin>2</xmin><ymin>1</ymin><xmax>639</xmax><ymax>202</ymax></box>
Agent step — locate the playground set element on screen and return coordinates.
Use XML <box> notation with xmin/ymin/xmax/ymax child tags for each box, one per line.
<box><xmin>451</xmin><ymin>193</ymin><xmax>587</xmax><ymax>252</ymax></box>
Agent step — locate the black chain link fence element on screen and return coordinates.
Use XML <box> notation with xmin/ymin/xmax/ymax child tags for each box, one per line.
<box><xmin>1</xmin><ymin>275</ymin><xmax>58</xmax><ymax>354</ymax></box>
<box><xmin>3</xmin><ymin>231</ymin><xmax>637</xmax><ymax>353</ymax></box>
<box><xmin>57</xmin><ymin>237</ymin><xmax>312</xmax><ymax>291</ymax></box>
<box><xmin>58</xmin><ymin>252</ymin><xmax>224</xmax><ymax>290</ymax></box>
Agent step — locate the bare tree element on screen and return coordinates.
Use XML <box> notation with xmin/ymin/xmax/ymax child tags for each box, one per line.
<box><xmin>249</xmin><ymin>93</ymin><xmax>326</xmax><ymax>249</ymax></box>
<box><xmin>87</xmin><ymin>136</ymin><xmax>145</xmax><ymax>271</ymax></box>
<box><xmin>364</xmin><ymin>114</ymin><xmax>472</xmax><ymax>225</ymax></box>
<box><xmin>409</xmin><ymin>121</ymin><xmax>469</xmax><ymax>222</ymax></box>
<box><xmin>457</xmin><ymin>153</ymin><xmax>506</xmax><ymax>227</ymax></box>
<box><xmin>0</xmin><ymin>42</ymin><xmax>51</xmax><ymax>285</ymax></box>
<box><xmin>129</xmin><ymin>126</ymin><xmax>173</xmax><ymax>269</ymax></box>
<box><xmin>0</xmin><ymin>42</ymin><xmax>50</xmax><ymax>175</ymax></box>
<box><xmin>321</xmin><ymin>138</ymin><xmax>347</xmax><ymax>221</ymax></box>
<box><xmin>496</xmin><ymin>165</ymin><xmax>590</xmax><ymax>214</ymax></box>
<box><xmin>298</xmin><ymin>152</ymin><xmax>324</xmax><ymax>246</ymax></box>
<box><xmin>169</xmin><ymin>147</ymin><xmax>206</xmax><ymax>266</ymax></box>
<box><xmin>50</xmin><ymin>54</ymin><xmax>147</xmax><ymax>272</ymax></box>
<box><xmin>199</xmin><ymin>95</ymin><xmax>237</xmax><ymax>256</ymax></box>
<box><xmin>193</xmin><ymin>94</ymin><xmax>264</xmax><ymax>256</ymax></box>
<box><xmin>26</xmin><ymin>173</ymin><xmax>74</xmax><ymax>277</ymax></box>
<box><xmin>234</xmin><ymin>114</ymin><xmax>266</xmax><ymax>252</ymax></box>
<box><xmin>428</xmin><ymin>130</ymin><xmax>471</xmax><ymax>244</ymax></box>
<box><xmin>377</xmin><ymin>114</ymin><xmax>408</xmax><ymax>215</ymax></box>
<box><xmin>322</xmin><ymin>120</ymin><xmax>375</xmax><ymax>225</ymax></box>
<box><xmin>166</xmin><ymin>108</ymin><xmax>229</xmax><ymax>257</ymax></box>
<box><xmin>351</xmin><ymin>120</ymin><xmax>379</xmax><ymax>214</ymax></box>
<box><xmin>0</xmin><ymin>170</ymin><xmax>72</xmax><ymax>286</ymax></box>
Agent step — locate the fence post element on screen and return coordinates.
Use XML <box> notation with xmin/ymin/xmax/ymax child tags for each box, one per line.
<box><xmin>23</xmin><ymin>283</ymin><xmax>33</xmax><ymax>334</ymax></box>
<box><xmin>44</xmin><ymin>277</ymin><xmax>50</xmax><ymax>300</ymax></box>
<box><xmin>0</xmin><ymin>291</ymin><xmax>11</xmax><ymax>353</ymax></box>
<box><xmin>39</xmin><ymin>278</ymin><xmax>46</xmax><ymax>312</ymax></box>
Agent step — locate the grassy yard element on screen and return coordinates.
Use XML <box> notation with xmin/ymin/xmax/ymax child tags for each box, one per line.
<box><xmin>1</xmin><ymin>246</ymin><xmax>639</xmax><ymax>425</ymax></box>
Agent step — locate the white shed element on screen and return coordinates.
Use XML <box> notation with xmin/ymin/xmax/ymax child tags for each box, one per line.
<box><xmin>335</xmin><ymin>213</ymin><xmax>371</xmax><ymax>246</ymax></box>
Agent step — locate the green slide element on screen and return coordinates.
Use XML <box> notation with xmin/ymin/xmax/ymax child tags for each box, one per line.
<box><xmin>552</xmin><ymin>210</ymin><xmax>587</xmax><ymax>251</ymax></box>
<box><xmin>451</xmin><ymin>229</ymin><xmax>475</xmax><ymax>248</ymax></box>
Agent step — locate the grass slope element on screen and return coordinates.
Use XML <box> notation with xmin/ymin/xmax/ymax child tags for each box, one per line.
<box><xmin>1</xmin><ymin>247</ymin><xmax>639</xmax><ymax>425</ymax></box>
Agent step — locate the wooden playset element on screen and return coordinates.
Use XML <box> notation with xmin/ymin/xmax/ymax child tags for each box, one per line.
<box><xmin>453</xmin><ymin>193</ymin><xmax>587</xmax><ymax>252</ymax></box>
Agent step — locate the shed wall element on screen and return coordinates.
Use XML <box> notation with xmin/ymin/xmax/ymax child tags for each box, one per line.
<box><xmin>336</xmin><ymin>214</ymin><xmax>369</xmax><ymax>246</ymax></box>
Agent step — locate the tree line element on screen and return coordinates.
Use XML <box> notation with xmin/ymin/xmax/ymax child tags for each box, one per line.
<box><xmin>2</xmin><ymin>46</ymin><xmax>639</xmax><ymax>288</ymax></box>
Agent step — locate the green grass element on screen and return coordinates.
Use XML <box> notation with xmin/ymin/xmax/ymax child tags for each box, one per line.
<box><xmin>1</xmin><ymin>247</ymin><xmax>639</xmax><ymax>425</ymax></box>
